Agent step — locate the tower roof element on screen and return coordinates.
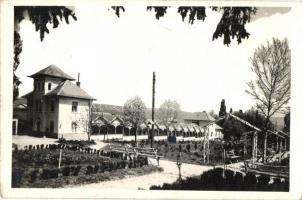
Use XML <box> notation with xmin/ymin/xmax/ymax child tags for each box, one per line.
<box><xmin>45</xmin><ymin>80</ymin><xmax>95</xmax><ymax>100</ymax></box>
<box><xmin>28</xmin><ymin>65</ymin><xmax>75</xmax><ymax>80</ymax></box>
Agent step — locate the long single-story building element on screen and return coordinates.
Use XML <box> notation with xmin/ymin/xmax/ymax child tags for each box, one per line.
<box><xmin>90</xmin><ymin>104</ymin><xmax>223</xmax><ymax>141</ymax></box>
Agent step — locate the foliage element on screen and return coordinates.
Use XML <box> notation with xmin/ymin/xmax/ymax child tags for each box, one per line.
<box><xmin>15</xmin><ymin>6</ymin><xmax>77</xmax><ymax>41</ymax></box>
<box><xmin>13</xmin><ymin>6</ymin><xmax>77</xmax><ymax>100</ymax></box>
<box><xmin>12</xmin><ymin>144</ymin><xmax>159</xmax><ymax>188</ymax></box>
<box><xmin>220</xmin><ymin>108</ymin><xmax>274</xmax><ymax>141</ymax></box>
<box><xmin>208</xmin><ymin>109</ymin><xmax>218</xmax><ymax>119</ymax></box>
<box><xmin>218</xmin><ymin>99</ymin><xmax>226</xmax><ymax>117</ymax></box>
<box><xmin>12</xmin><ymin>162</ymin><xmax>161</xmax><ymax>188</ymax></box>
<box><xmin>283</xmin><ymin>111</ymin><xmax>290</xmax><ymax>133</ymax></box>
<box><xmin>147</xmin><ymin>6</ymin><xmax>169</xmax><ymax>19</ymax></box>
<box><xmin>245</xmin><ymin>38</ymin><xmax>290</xmax><ymax>160</ymax></box>
<box><xmin>111</xmin><ymin>6</ymin><xmax>125</xmax><ymax>17</ymax></box>
<box><xmin>13</xmin><ymin>31</ymin><xmax>23</xmax><ymax>101</ymax></box>
<box><xmin>158</xmin><ymin>100</ymin><xmax>180</xmax><ymax>126</ymax></box>
<box><xmin>155</xmin><ymin>140</ymin><xmax>224</xmax><ymax>166</ymax></box>
<box><xmin>146</xmin><ymin>6</ymin><xmax>257</xmax><ymax>46</ymax></box>
<box><xmin>212</xmin><ymin>7</ymin><xmax>257</xmax><ymax>46</ymax></box>
<box><xmin>123</xmin><ymin>96</ymin><xmax>147</xmax><ymax>128</ymax></box>
<box><xmin>13</xmin><ymin>6</ymin><xmax>257</xmax><ymax>99</ymax></box>
<box><xmin>150</xmin><ymin>167</ymin><xmax>289</xmax><ymax>191</ymax></box>
<box><xmin>57</xmin><ymin>138</ymin><xmax>96</xmax><ymax>147</ymax></box>
<box><xmin>246</xmin><ymin>38</ymin><xmax>291</xmax><ymax>121</ymax></box>
<box><xmin>178</xmin><ymin>7</ymin><xmax>206</xmax><ymax>24</ymax></box>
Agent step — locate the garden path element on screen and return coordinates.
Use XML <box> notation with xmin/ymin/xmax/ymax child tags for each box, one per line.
<box><xmin>68</xmin><ymin>159</ymin><xmax>213</xmax><ymax>190</ymax></box>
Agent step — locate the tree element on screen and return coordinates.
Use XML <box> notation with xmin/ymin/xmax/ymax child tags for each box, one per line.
<box><xmin>13</xmin><ymin>31</ymin><xmax>23</xmax><ymax>101</ymax></box>
<box><xmin>158</xmin><ymin>100</ymin><xmax>181</xmax><ymax>127</ymax></box>
<box><xmin>123</xmin><ymin>96</ymin><xmax>147</xmax><ymax>146</ymax></box>
<box><xmin>74</xmin><ymin>107</ymin><xmax>91</xmax><ymax>141</ymax></box>
<box><xmin>219</xmin><ymin>99</ymin><xmax>227</xmax><ymax>117</ymax></box>
<box><xmin>208</xmin><ymin>109</ymin><xmax>218</xmax><ymax>119</ymax></box>
<box><xmin>283</xmin><ymin>110</ymin><xmax>290</xmax><ymax>133</ymax></box>
<box><xmin>146</xmin><ymin>6</ymin><xmax>257</xmax><ymax>46</ymax></box>
<box><xmin>245</xmin><ymin>38</ymin><xmax>291</xmax><ymax>162</ymax></box>
<box><xmin>13</xmin><ymin>6</ymin><xmax>77</xmax><ymax>100</ymax></box>
<box><xmin>13</xmin><ymin>6</ymin><xmax>257</xmax><ymax>100</ymax></box>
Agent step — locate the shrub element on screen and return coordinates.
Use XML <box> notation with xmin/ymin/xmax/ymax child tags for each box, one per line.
<box><xmin>86</xmin><ymin>165</ymin><xmax>93</xmax><ymax>175</ymax></box>
<box><xmin>255</xmin><ymin>175</ymin><xmax>271</xmax><ymax>191</ymax></box>
<box><xmin>74</xmin><ymin>166</ymin><xmax>81</xmax><ymax>176</ymax></box>
<box><xmin>186</xmin><ymin>144</ymin><xmax>191</xmax><ymax>152</ymax></box>
<box><xmin>93</xmin><ymin>165</ymin><xmax>99</xmax><ymax>173</ymax></box>
<box><xmin>243</xmin><ymin>173</ymin><xmax>257</xmax><ymax>190</ymax></box>
<box><xmin>12</xmin><ymin>168</ymin><xmax>23</xmax><ymax>187</ymax></box>
<box><xmin>233</xmin><ymin>172</ymin><xmax>244</xmax><ymax>190</ymax></box>
<box><xmin>62</xmin><ymin>166</ymin><xmax>70</xmax><ymax>176</ymax></box>
<box><xmin>30</xmin><ymin>170</ymin><xmax>38</xmax><ymax>183</ymax></box>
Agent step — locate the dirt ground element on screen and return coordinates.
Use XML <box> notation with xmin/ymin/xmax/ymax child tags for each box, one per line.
<box><xmin>68</xmin><ymin>158</ymin><xmax>214</xmax><ymax>190</ymax></box>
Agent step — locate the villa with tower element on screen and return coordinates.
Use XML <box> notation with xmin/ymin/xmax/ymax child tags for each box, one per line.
<box><xmin>23</xmin><ymin>65</ymin><xmax>95</xmax><ymax>139</ymax></box>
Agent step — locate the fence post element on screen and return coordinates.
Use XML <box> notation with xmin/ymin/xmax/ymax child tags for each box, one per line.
<box><xmin>58</xmin><ymin>149</ymin><xmax>62</xmax><ymax>169</ymax></box>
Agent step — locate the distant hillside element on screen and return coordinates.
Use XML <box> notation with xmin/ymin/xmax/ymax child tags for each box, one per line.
<box><xmin>92</xmin><ymin>103</ymin><xmax>213</xmax><ymax>122</ymax></box>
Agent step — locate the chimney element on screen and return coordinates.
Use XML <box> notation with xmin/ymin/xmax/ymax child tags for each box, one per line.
<box><xmin>76</xmin><ymin>73</ymin><xmax>81</xmax><ymax>87</ymax></box>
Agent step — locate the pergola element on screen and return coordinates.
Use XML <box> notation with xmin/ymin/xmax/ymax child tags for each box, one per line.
<box><xmin>216</xmin><ymin>113</ymin><xmax>289</xmax><ymax>167</ymax></box>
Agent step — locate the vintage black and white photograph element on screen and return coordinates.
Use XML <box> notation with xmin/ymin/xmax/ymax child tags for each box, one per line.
<box><xmin>1</xmin><ymin>1</ymin><xmax>302</xmax><ymax>199</ymax></box>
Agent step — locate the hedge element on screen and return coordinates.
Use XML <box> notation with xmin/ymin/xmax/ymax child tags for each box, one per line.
<box><xmin>150</xmin><ymin>167</ymin><xmax>289</xmax><ymax>191</ymax></box>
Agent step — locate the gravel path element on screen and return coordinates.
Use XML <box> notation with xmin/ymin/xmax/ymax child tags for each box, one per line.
<box><xmin>69</xmin><ymin>159</ymin><xmax>213</xmax><ymax>190</ymax></box>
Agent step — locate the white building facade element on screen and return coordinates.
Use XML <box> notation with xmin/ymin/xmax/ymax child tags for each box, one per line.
<box><xmin>24</xmin><ymin>65</ymin><xmax>94</xmax><ymax>139</ymax></box>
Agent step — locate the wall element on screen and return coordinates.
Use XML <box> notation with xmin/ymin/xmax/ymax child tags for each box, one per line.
<box><xmin>26</xmin><ymin>77</ymin><xmax>64</xmax><ymax>136</ymax></box>
<box><xmin>58</xmin><ymin>97</ymin><xmax>91</xmax><ymax>137</ymax></box>
<box><xmin>44</xmin><ymin>78</ymin><xmax>63</xmax><ymax>94</ymax></box>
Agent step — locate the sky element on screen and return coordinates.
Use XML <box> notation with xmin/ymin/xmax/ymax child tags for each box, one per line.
<box><xmin>16</xmin><ymin>6</ymin><xmax>295</xmax><ymax>114</ymax></box>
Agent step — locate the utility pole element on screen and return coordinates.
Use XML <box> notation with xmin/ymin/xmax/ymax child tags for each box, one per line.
<box><xmin>151</xmin><ymin>72</ymin><xmax>155</xmax><ymax>148</ymax></box>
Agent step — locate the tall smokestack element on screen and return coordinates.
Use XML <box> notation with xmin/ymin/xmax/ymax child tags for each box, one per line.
<box><xmin>76</xmin><ymin>73</ymin><xmax>81</xmax><ymax>87</ymax></box>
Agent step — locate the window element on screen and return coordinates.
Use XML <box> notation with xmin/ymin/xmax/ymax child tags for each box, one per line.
<box><xmin>48</xmin><ymin>83</ymin><xmax>52</xmax><ymax>90</ymax></box>
<box><xmin>50</xmin><ymin>121</ymin><xmax>54</xmax><ymax>133</ymax></box>
<box><xmin>50</xmin><ymin>100</ymin><xmax>55</xmax><ymax>111</ymax></box>
<box><xmin>42</xmin><ymin>82</ymin><xmax>45</xmax><ymax>91</ymax></box>
<box><xmin>72</xmin><ymin>101</ymin><xmax>78</xmax><ymax>112</ymax></box>
<box><xmin>72</xmin><ymin>122</ymin><xmax>77</xmax><ymax>133</ymax></box>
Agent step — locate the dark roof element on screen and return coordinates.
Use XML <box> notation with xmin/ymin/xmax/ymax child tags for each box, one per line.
<box><xmin>22</xmin><ymin>91</ymin><xmax>33</xmax><ymax>98</ymax></box>
<box><xmin>45</xmin><ymin>80</ymin><xmax>94</xmax><ymax>100</ymax></box>
<box><xmin>28</xmin><ymin>65</ymin><xmax>75</xmax><ymax>80</ymax></box>
<box><xmin>180</xmin><ymin>111</ymin><xmax>215</xmax><ymax>121</ymax></box>
<box><xmin>13</xmin><ymin>98</ymin><xmax>27</xmax><ymax>109</ymax></box>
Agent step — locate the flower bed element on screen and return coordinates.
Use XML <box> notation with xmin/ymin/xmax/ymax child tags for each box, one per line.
<box><xmin>150</xmin><ymin>167</ymin><xmax>289</xmax><ymax>191</ymax></box>
<box><xmin>13</xmin><ymin>164</ymin><xmax>162</xmax><ymax>188</ymax></box>
<box><xmin>12</xmin><ymin>147</ymin><xmax>152</xmax><ymax>188</ymax></box>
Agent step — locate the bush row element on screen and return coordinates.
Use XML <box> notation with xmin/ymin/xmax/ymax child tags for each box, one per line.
<box><xmin>12</xmin><ymin>155</ymin><xmax>149</xmax><ymax>187</ymax></box>
<box><xmin>150</xmin><ymin>167</ymin><xmax>289</xmax><ymax>191</ymax></box>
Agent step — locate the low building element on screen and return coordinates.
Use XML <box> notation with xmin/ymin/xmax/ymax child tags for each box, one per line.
<box><xmin>23</xmin><ymin>65</ymin><xmax>95</xmax><ymax>139</ymax></box>
<box><xmin>91</xmin><ymin>104</ymin><xmax>223</xmax><ymax>141</ymax></box>
<box><xmin>13</xmin><ymin>98</ymin><xmax>27</xmax><ymax>135</ymax></box>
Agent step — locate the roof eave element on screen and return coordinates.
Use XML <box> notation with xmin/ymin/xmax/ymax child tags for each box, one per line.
<box><xmin>28</xmin><ymin>74</ymin><xmax>76</xmax><ymax>81</ymax></box>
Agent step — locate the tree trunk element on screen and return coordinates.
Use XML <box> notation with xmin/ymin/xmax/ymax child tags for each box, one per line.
<box><xmin>263</xmin><ymin>131</ymin><xmax>268</xmax><ymax>163</ymax></box>
<box><xmin>135</xmin><ymin>128</ymin><xmax>137</xmax><ymax>147</ymax></box>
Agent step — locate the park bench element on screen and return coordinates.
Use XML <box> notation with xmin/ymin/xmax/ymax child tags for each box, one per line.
<box><xmin>226</xmin><ymin>150</ymin><xmax>240</xmax><ymax>163</ymax></box>
<box><xmin>134</xmin><ymin>147</ymin><xmax>163</xmax><ymax>165</ymax></box>
<box><xmin>107</xmin><ymin>144</ymin><xmax>128</xmax><ymax>153</ymax></box>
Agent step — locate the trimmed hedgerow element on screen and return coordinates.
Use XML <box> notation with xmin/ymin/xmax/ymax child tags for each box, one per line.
<box><xmin>150</xmin><ymin>167</ymin><xmax>289</xmax><ymax>191</ymax></box>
